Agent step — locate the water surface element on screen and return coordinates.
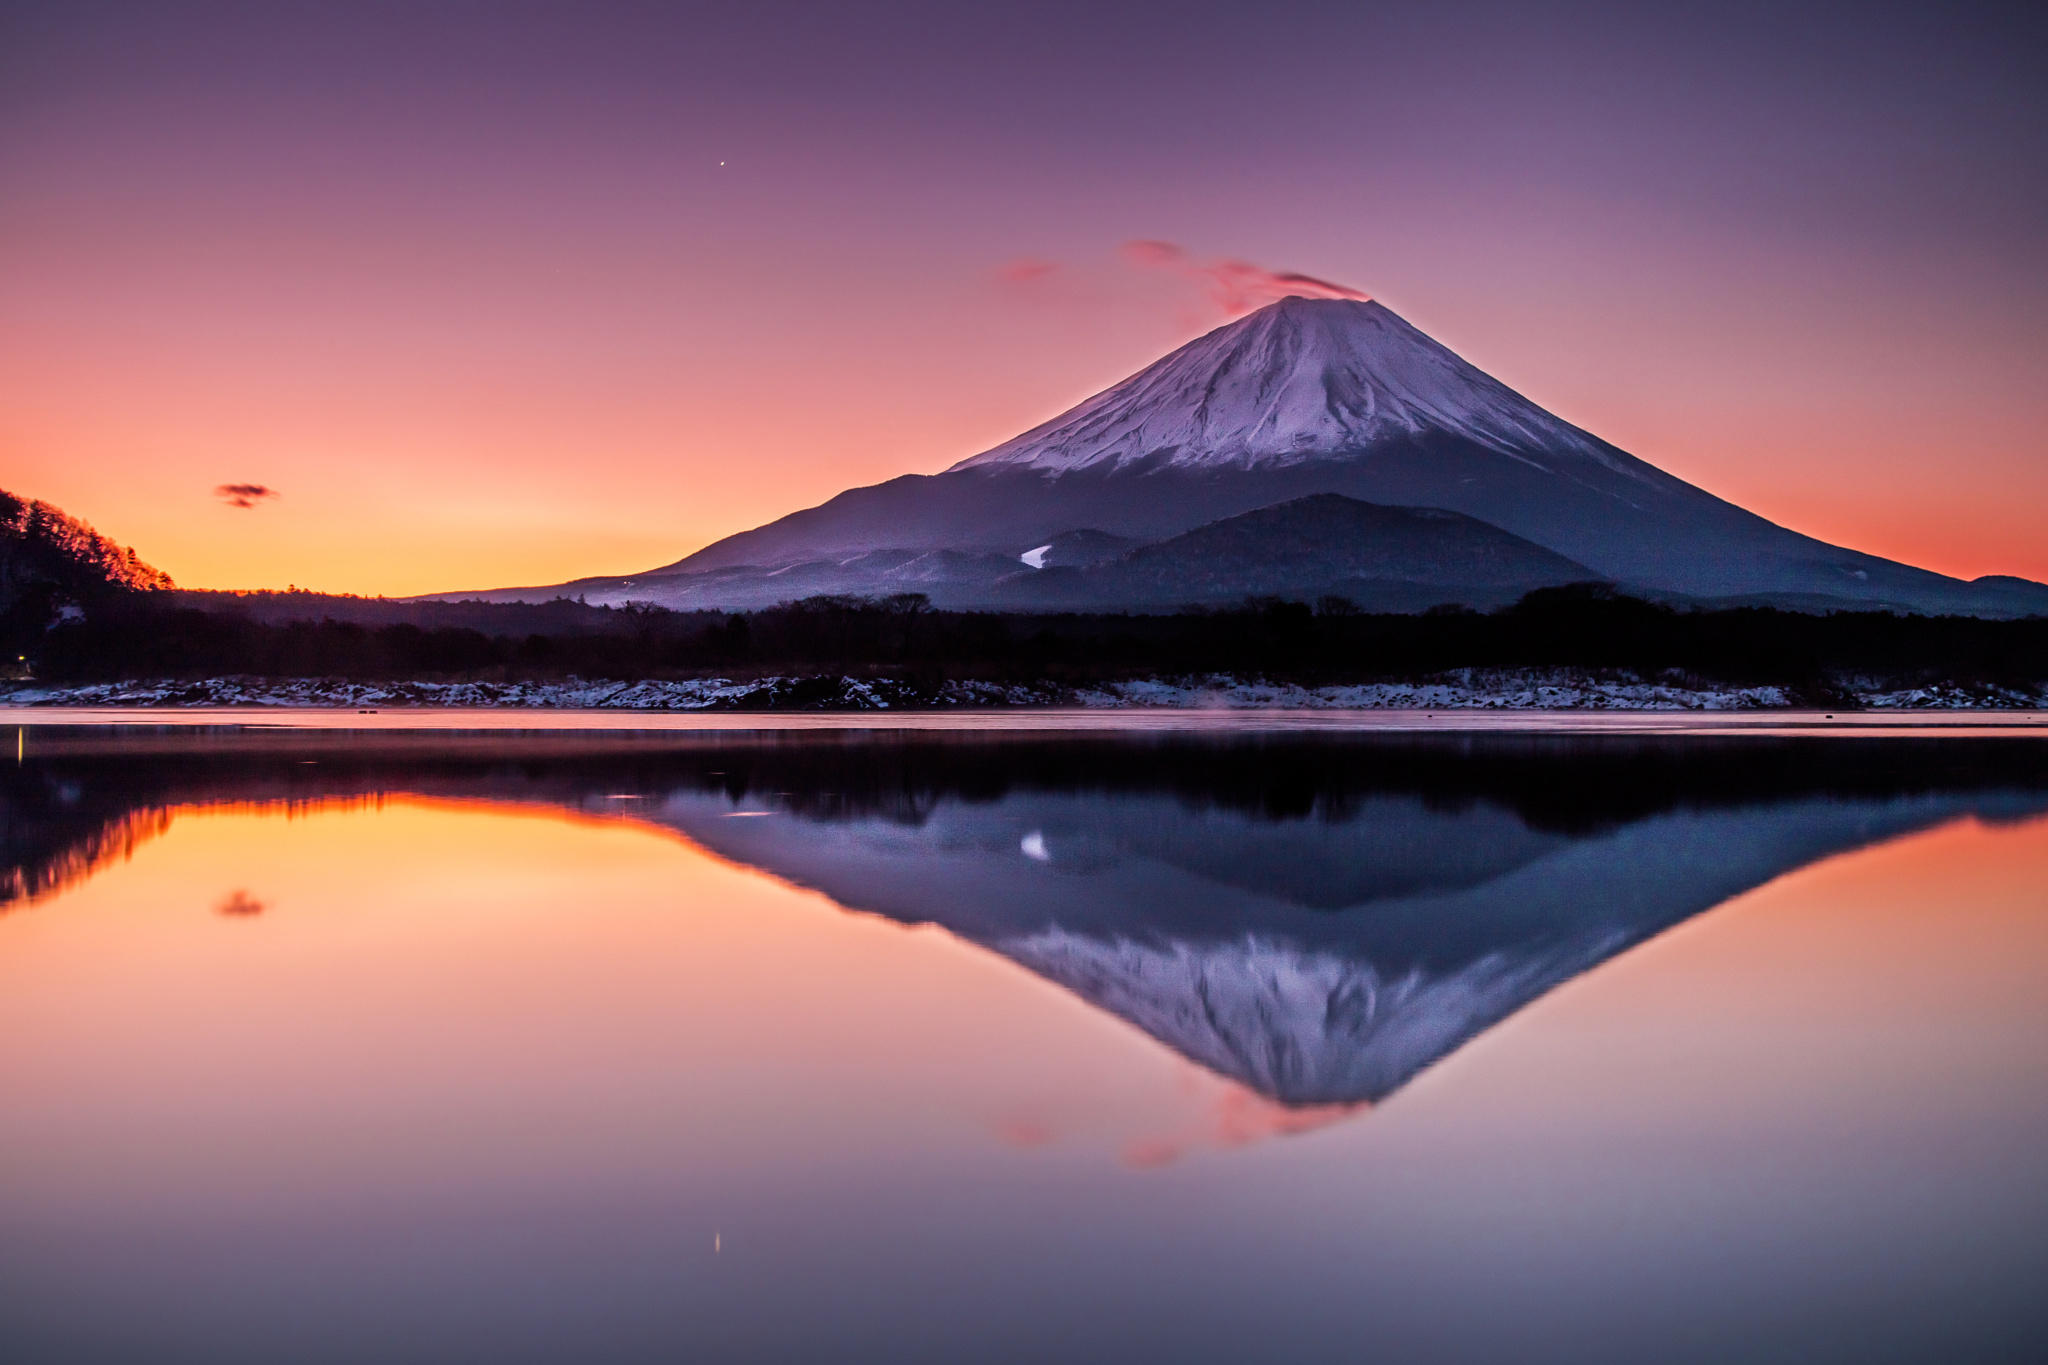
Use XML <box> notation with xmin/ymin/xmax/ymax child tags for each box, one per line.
<box><xmin>3</xmin><ymin>727</ymin><xmax>2046</xmax><ymax>1363</ymax></box>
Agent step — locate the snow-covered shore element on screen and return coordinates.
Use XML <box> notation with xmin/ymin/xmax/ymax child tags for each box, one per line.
<box><xmin>3</xmin><ymin>672</ymin><xmax>2041</xmax><ymax>711</ymax></box>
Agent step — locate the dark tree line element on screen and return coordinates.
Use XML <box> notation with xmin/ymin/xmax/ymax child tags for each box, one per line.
<box><xmin>12</xmin><ymin>584</ymin><xmax>2047</xmax><ymax>698</ymax></box>
<box><xmin>2</xmin><ymin>489</ymin><xmax>176</xmax><ymax>668</ymax></box>
<box><xmin>0</xmin><ymin>489</ymin><xmax>173</xmax><ymax>598</ymax></box>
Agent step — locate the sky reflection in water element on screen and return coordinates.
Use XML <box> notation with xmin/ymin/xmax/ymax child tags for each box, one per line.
<box><xmin>2</xmin><ymin>729</ymin><xmax>2046</xmax><ymax>1364</ymax></box>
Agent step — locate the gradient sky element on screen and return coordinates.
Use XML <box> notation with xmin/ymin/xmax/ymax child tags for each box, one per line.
<box><xmin>3</xmin><ymin>0</ymin><xmax>2044</xmax><ymax>595</ymax></box>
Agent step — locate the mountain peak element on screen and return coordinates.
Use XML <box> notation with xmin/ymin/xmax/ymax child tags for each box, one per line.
<box><xmin>950</xmin><ymin>297</ymin><xmax>1619</xmax><ymax>476</ymax></box>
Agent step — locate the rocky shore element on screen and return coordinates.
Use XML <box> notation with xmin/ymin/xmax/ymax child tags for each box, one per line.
<box><xmin>5</xmin><ymin>671</ymin><xmax>2041</xmax><ymax>711</ymax></box>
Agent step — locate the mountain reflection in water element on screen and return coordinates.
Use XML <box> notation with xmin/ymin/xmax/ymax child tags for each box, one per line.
<box><xmin>8</xmin><ymin>729</ymin><xmax>2045</xmax><ymax>1109</ymax></box>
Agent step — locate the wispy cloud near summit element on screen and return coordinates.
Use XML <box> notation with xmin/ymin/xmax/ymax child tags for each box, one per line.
<box><xmin>1120</xmin><ymin>240</ymin><xmax>1369</xmax><ymax>315</ymax></box>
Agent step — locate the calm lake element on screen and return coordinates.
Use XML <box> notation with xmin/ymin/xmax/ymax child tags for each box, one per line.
<box><xmin>4</xmin><ymin>718</ymin><xmax>2047</xmax><ymax>1363</ymax></box>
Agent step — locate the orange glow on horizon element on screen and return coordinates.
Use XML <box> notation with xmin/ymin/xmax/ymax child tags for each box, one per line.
<box><xmin>8</xmin><ymin>253</ymin><xmax>2046</xmax><ymax>595</ymax></box>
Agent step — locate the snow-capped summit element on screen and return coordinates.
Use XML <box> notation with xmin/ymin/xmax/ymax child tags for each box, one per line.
<box><xmin>953</xmin><ymin>298</ymin><xmax>1629</xmax><ymax>478</ymax></box>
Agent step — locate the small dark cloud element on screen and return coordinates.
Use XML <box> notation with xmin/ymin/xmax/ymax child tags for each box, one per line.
<box><xmin>216</xmin><ymin>889</ymin><xmax>266</xmax><ymax>916</ymax></box>
<box><xmin>215</xmin><ymin>483</ymin><xmax>279</xmax><ymax>509</ymax></box>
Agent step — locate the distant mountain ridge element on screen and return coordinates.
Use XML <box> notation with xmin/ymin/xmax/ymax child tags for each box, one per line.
<box><xmin>428</xmin><ymin>297</ymin><xmax>2047</xmax><ymax>617</ymax></box>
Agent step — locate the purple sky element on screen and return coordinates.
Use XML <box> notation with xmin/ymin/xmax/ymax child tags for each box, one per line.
<box><xmin>4</xmin><ymin>0</ymin><xmax>2044</xmax><ymax>592</ymax></box>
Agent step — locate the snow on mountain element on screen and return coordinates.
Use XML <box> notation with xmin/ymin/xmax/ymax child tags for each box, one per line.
<box><xmin>1000</xmin><ymin>927</ymin><xmax>1620</xmax><ymax>1106</ymax></box>
<box><xmin>952</xmin><ymin>297</ymin><xmax>1636</xmax><ymax>479</ymax></box>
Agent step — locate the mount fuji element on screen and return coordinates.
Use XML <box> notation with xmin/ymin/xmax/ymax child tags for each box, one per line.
<box><xmin>443</xmin><ymin>297</ymin><xmax>2048</xmax><ymax>616</ymax></box>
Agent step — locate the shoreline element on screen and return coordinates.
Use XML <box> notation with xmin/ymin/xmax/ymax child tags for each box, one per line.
<box><xmin>3</xmin><ymin>671</ymin><xmax>2043</xmax><ymax>714</ymax></box>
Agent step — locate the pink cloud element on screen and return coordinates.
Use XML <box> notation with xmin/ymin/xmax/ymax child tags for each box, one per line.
<box><xmin>995</xmin><ymin>256</ymin><xmax>1060</xmax><ymax>284</ymax></box>
<box><xmin>1120</xmin><ymin>239</ymin><xmax>1370</xmax><ymax>315</ymax></box>
<box><xmin>1119</xmin><ymin>1083</ymin><xmax>1366</xmax><ymax>1169</ymax></box>
<box><xmin>1122</xmin><ymin>1137</ymin><xmax>1186</xmax><ymax>1169</ymax></box>
<box><xmin>1120</xmin><ymin>239</ymin><xmax>1187</xmax><ymax>268</ymax></box>
<box><xmin>994</xmin><ymin>1117</ymin><xmax>1057</xmax><ymax>1148</ymax></box>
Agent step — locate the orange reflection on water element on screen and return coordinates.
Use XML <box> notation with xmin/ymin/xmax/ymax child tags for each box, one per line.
<box><xmin>5</xmin><ymin>785</ymin><xmax>2048</xmax><ymax>1363</ymax></box>
<box><xmin>6</xmin><ymin>791</ymin><xmax>2047</xmax><ymax>1222</ymax></box>
<box><xmin>0</xmin><ymin>796</ymin><xmax>1319</xmax><ymax>1219</ymax></box>
<box><xmin>1120</xmin><ymin>1078</ymin><xmax>1366</xmax><ymax>1169</ymax></box>
<box><xmin>1</xmin><ymin>805</ymin><xmax>172</xmax><ymax>908</ymax></box>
